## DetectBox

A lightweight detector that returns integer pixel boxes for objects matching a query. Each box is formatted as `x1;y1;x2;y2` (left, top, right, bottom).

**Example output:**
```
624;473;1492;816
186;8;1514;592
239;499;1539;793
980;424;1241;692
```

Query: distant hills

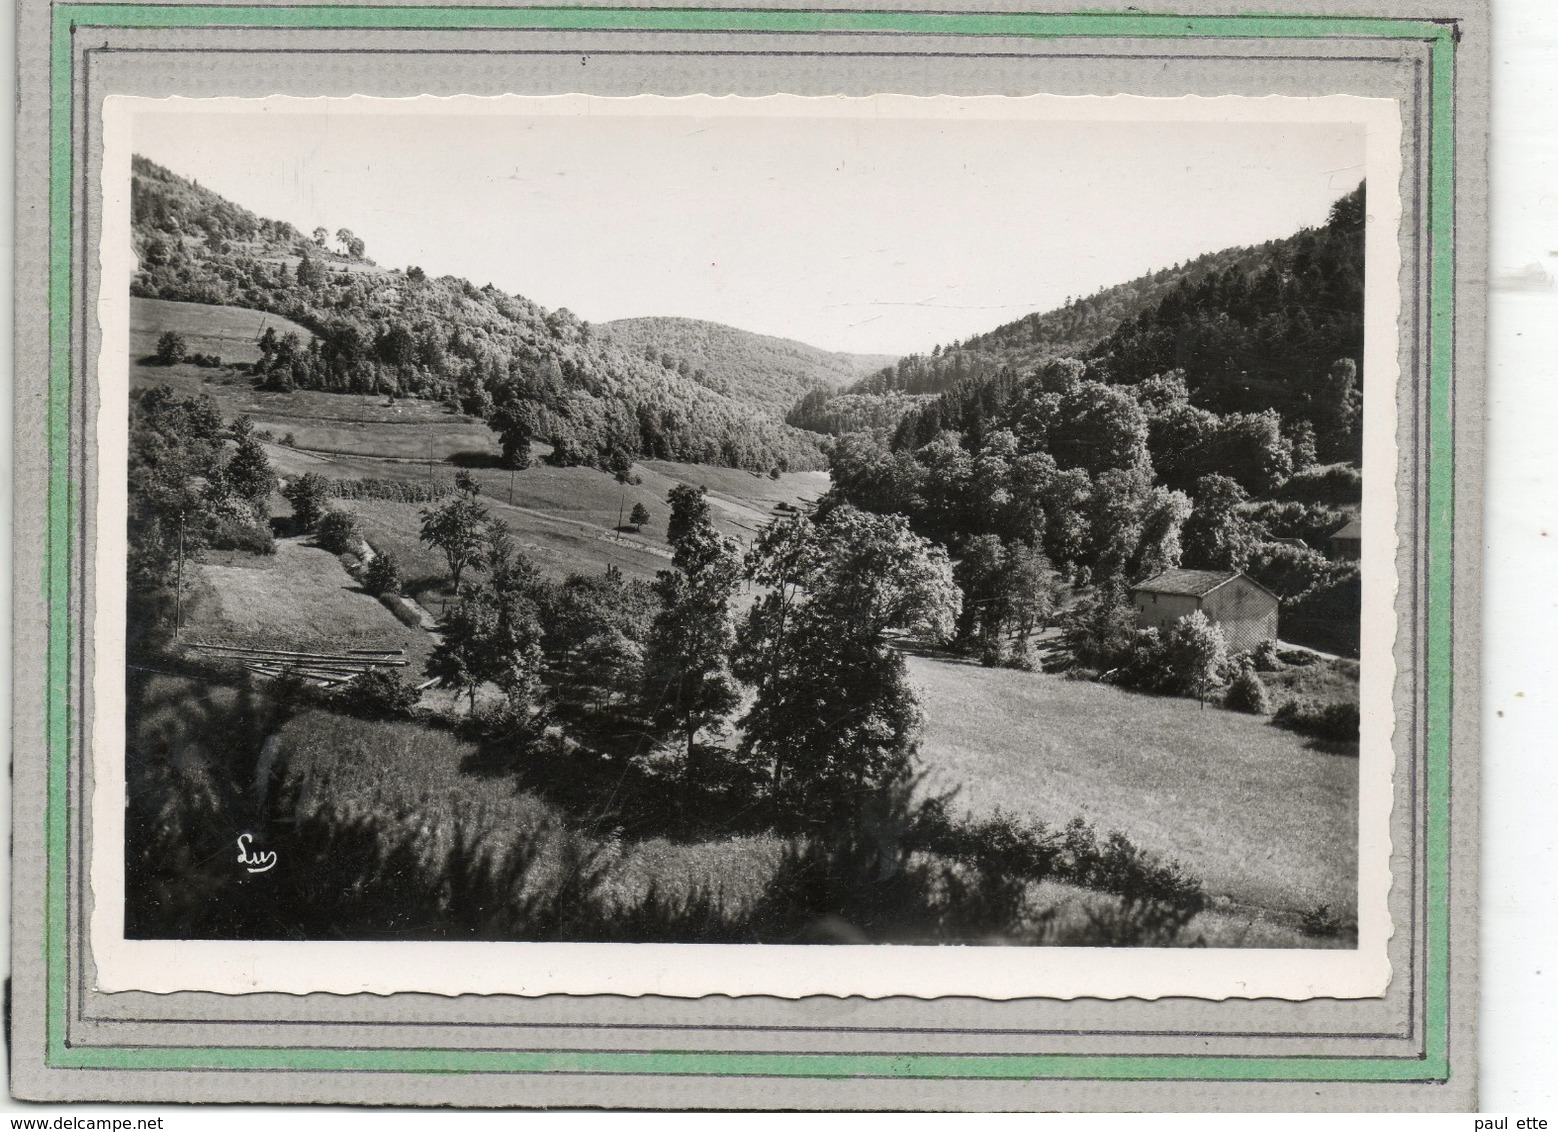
128;156;843;473
128;153;1363;480
789;186;1364;438
601;317;891;420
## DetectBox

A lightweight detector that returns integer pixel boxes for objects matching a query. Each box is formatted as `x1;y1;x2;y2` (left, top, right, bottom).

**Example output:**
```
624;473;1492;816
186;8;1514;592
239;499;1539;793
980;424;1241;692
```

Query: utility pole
509;464;515;506
174;514;185;640
617;485;626;538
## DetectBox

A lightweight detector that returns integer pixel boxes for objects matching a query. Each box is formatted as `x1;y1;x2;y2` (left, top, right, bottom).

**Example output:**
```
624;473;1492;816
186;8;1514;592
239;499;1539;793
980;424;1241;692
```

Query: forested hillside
816;184;1367;657
601;317;892;419
787;186;1364;440
129;156;826;472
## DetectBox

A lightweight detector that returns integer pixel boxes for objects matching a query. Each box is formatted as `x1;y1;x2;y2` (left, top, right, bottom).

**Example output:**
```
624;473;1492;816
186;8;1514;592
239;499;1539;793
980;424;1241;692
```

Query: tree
294;251;320;288
628;502;651;531
953;538;1015;669
1127;487;1192;582
419;492;490;591
426;567;545;718
1213;410;1294;496
336;228;366;260
362;549;402;596
155;330;188;365
427;587;499;715
126;387;227;645
487;402;534;469
1313;357;1363;462
311;226;328;248
540;568;657;708
283;472;330;531
1181;474;1260;571
225;430;275;514
642;493;744;781
1164;610;1228;707
735;506;960;820
1061;581;1137;672
665;483;712;547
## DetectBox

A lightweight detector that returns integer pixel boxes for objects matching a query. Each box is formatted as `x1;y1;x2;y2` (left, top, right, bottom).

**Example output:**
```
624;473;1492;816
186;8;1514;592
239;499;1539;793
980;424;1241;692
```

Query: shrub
155;330;188;365
1118;613;1229;700
1272;696;1360;743
910;802;1064;884
1058;818;1205;916
1249;638;1282;672
1277;462;1362;505
282;432;297;448
362;550;403;597
1115;628;1171;692
1224;666;1271;714
204;514;275;556
334;668;420;719
316;508;361;555
326;477;449;504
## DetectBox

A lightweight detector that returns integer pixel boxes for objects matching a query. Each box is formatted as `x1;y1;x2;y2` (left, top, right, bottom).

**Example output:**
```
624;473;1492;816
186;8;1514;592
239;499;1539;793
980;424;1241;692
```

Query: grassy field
131;296;314;370
277;709;789;919
273;707;1316;945
907;653;1358;923
184;536;434;669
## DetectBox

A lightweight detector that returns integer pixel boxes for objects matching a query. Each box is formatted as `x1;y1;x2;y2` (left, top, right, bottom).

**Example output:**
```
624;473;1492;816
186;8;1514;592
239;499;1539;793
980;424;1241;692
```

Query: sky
129;97;1366;357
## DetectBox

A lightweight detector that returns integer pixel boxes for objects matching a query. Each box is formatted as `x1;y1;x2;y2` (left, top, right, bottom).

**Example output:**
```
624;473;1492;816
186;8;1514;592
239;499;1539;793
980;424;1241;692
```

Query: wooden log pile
189;642;408;687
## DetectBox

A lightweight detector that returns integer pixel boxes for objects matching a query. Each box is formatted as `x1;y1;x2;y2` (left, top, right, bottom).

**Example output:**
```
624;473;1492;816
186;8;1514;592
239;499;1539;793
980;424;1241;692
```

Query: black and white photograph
97;93;1399;998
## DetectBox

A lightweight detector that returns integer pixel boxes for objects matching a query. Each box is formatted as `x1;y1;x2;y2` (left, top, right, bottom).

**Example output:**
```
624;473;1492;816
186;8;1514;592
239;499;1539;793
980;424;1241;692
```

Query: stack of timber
188;642;408;687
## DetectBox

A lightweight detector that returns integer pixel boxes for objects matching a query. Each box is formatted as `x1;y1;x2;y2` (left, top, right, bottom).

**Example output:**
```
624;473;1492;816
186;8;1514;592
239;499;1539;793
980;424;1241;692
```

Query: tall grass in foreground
126;676;1210;946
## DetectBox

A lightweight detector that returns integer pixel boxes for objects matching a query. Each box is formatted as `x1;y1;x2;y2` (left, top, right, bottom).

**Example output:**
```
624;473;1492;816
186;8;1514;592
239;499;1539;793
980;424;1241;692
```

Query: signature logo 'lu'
236;834;277;874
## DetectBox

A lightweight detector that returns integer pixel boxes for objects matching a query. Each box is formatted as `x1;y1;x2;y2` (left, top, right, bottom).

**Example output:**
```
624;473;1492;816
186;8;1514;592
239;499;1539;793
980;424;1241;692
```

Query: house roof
1330;518;1363;540
1130;568;1243;598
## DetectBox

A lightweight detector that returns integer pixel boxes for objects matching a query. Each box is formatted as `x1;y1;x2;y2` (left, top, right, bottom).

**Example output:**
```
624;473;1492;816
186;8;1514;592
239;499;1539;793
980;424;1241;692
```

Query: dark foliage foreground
125;676;1207;947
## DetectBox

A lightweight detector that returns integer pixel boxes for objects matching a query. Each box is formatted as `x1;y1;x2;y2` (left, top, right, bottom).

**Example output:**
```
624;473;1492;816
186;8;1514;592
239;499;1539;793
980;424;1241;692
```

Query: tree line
387;476;959;825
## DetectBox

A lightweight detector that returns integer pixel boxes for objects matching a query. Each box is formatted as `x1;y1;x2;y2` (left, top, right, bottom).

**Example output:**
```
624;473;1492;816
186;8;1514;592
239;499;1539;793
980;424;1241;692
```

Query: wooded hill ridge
128;156;831;473
600;317;893;420
788;184;1365;439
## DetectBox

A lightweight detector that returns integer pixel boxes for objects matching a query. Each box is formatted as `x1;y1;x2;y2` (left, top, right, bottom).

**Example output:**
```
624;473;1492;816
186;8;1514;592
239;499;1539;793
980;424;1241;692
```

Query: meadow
126;675;1323;947
907;655;1358;922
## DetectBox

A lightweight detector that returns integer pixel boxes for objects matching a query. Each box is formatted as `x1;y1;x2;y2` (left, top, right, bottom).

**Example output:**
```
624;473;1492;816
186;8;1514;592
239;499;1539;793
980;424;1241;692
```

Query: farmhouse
1328;518;1363;561
1130;568;1279;653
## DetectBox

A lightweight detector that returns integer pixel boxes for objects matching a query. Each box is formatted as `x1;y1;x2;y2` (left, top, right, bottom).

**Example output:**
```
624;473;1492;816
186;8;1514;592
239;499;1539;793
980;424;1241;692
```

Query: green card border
43;4;1459;1084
